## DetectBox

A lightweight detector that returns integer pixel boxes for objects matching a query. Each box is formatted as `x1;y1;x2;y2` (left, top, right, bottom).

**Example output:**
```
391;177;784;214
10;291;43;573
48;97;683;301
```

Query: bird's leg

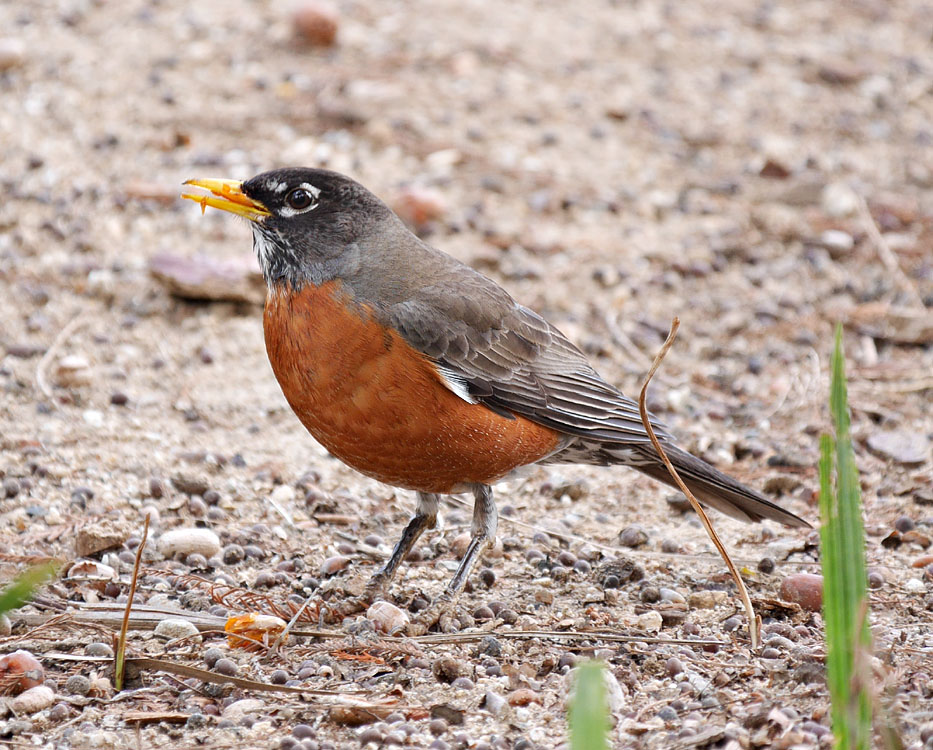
406;483;496;635
323;492;438;621
365;491;439;598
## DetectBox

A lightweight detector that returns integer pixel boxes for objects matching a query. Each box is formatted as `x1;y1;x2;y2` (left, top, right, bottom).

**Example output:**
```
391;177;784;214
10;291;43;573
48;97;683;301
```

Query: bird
182;167;809;632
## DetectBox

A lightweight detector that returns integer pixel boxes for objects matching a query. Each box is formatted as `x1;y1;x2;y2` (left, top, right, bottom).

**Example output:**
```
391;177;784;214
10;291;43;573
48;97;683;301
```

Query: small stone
320;555;351;576
85;642;113;657
665;657;684;677
618;524;648;548
0;651;45;692
3;477;21;498
821;182;860;218
158;528;221;559
688;590;728;609
171;474;211;495
154;618;201;642
222;698;264;723
904;578;926;594
0;38;27;70
75;519;130;557
867;431;930;465
9;685;55;714
110;391;129;406
779;573;824;611
392;186;447;230
637;610;663;633
507;688;540;706
222;544;245;564
203;648;224;668
819;229;854;255
895;516;916;533
293;1;339;46
55;355;92;387
757;557;776;574
292;724;315;739
451;676;474;690
214;658;238;676
150;253;264;305
433;656;468;683
367;600;409;634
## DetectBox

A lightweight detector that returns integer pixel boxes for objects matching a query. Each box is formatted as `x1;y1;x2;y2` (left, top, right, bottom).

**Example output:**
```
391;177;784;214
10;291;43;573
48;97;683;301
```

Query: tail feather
633;444;811;528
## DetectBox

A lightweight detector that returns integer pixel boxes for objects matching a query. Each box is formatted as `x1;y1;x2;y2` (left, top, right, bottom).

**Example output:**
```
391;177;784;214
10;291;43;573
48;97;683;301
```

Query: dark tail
634;444;811;528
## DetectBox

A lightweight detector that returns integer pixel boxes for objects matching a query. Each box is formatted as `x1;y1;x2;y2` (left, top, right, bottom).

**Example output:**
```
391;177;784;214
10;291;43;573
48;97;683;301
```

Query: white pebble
637;610;663;633
9;685;55;714
157;528;221;558
154;618;201;642
222;698;266;722
904;578;926;594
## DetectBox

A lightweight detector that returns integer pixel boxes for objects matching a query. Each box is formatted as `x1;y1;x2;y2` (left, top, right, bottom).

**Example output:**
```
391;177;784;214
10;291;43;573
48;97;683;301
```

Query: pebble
0;651;45;692
158;528;221;559
222;544;246;564
821;181;860;217
367;601;409;633
154;618;201;642
757;557;776;574
904;578;926;594
222;698;264;723
637;610;663;633
293;724;315;739
618;524;648;548
320;555;351;576
3;477;21;498
819;229;854;255
688;590;728;609
203;648;224;668
293;1;339;46
779;573;824;611
85;642;113;657
0;37;26;70
867;431;930;465
9;685;55;714
433;656;469;683
55;354;92;387
483;691;507;716
171;474;211;495
392;186;448;229
478;568;496;587
214;658;238;676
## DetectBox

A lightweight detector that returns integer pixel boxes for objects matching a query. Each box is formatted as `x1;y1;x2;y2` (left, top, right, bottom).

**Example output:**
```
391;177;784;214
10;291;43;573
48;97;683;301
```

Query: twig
857;195;925;309
636;317;760;650
115;514;150;690
35;312;90;403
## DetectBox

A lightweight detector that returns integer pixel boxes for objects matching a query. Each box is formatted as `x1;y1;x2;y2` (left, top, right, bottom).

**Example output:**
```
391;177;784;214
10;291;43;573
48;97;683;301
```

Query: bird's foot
402;591;461;636
316;575;391;624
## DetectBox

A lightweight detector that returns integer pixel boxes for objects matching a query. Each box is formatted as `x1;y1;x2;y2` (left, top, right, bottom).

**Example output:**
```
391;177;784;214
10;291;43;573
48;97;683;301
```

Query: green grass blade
0;562;59;615
821;324;872;750
569;661;610;750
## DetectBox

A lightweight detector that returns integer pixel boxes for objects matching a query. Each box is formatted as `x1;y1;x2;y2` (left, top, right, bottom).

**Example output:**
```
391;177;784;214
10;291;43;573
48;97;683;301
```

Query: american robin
183;168;809;631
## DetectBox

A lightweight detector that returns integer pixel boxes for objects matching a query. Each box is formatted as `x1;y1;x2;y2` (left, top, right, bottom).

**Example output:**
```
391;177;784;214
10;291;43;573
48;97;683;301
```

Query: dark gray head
240;167;395;285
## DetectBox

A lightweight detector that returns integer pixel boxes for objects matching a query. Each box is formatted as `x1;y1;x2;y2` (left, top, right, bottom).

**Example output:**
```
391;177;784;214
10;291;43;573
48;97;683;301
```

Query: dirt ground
2;0;932;748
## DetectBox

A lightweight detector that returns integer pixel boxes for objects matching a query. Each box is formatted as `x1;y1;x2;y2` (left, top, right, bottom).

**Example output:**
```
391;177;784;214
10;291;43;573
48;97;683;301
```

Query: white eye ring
279;182;321;217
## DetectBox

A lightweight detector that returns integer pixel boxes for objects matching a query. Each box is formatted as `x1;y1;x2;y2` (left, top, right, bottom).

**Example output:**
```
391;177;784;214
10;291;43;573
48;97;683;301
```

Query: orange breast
263;282;562;493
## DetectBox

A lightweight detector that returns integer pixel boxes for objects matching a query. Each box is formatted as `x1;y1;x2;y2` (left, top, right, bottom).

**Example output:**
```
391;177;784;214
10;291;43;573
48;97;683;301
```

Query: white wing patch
436;365;477;404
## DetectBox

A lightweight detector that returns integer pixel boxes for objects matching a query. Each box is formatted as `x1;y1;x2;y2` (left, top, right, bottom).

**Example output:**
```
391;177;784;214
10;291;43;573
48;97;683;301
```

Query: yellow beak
181;178;271;221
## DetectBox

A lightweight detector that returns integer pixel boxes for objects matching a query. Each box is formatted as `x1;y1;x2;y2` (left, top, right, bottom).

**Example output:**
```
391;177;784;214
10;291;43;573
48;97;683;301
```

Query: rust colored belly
263;282;562;493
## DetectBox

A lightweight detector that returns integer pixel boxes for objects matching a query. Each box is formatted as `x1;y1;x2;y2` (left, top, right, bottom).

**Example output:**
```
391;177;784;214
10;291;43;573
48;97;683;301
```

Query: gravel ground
1;0;932;748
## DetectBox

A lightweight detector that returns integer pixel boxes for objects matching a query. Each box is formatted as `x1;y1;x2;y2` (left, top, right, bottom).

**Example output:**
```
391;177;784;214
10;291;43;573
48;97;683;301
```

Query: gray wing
382;270;672;445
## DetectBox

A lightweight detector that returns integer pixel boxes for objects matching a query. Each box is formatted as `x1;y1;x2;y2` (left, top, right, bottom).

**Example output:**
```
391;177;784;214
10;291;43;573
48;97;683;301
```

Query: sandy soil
1;0;932;748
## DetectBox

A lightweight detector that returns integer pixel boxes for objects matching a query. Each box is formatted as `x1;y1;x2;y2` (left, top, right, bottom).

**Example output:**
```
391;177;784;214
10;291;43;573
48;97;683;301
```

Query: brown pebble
319;555;351;576
618;524;648;548
392;186;447;229
779;573;824;612
293;2;339;46
367;600;409;634
433;656;468;683
506;688;541;706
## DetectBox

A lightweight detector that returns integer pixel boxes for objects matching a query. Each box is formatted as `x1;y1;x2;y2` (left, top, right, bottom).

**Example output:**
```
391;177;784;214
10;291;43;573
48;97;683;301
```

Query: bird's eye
285;188;316;211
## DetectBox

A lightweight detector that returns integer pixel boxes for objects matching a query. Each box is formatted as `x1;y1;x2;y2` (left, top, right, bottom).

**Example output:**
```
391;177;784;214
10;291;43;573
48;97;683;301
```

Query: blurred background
1;0;932;746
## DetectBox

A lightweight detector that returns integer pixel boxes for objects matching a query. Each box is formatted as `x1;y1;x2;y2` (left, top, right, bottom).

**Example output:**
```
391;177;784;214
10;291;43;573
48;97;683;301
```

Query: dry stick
35;312;90;403
115;514;150;691
857;194;925;309
636;317;761;651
